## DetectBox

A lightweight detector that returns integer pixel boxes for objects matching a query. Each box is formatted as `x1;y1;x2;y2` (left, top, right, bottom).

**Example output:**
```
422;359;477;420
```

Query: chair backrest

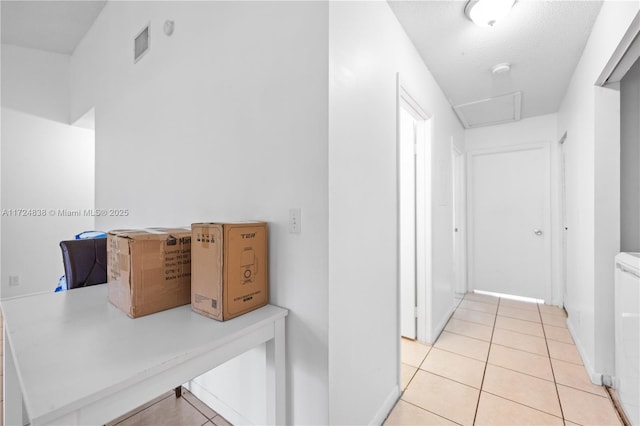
59;238;108;290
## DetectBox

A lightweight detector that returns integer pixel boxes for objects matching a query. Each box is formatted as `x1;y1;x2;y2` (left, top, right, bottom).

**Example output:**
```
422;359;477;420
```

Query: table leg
4;327;25;426
266;317;286;425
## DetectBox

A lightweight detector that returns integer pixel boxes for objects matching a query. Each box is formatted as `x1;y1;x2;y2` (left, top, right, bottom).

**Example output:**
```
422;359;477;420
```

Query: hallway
386;292;623;425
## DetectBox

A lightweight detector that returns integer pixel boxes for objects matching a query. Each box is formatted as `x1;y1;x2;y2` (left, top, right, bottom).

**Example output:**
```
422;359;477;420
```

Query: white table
1;285;287;426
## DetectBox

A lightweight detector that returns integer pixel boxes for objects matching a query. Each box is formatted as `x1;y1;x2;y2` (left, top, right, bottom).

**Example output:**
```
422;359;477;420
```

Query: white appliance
615;252;640;426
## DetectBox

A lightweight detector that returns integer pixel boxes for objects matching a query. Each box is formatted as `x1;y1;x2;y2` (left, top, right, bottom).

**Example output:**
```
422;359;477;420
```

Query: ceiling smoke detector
491;63;511;75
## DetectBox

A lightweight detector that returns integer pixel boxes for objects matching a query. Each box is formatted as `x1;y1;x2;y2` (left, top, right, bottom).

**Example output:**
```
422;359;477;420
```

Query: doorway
467;143;552;301
399;106;418;339
397;80;431;341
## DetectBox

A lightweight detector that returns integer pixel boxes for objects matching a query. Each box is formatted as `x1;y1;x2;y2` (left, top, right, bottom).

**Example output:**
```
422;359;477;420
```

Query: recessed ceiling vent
134;24;150;63
453;91;521;129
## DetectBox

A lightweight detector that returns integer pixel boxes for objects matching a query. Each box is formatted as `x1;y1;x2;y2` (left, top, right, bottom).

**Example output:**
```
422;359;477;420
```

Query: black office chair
59;238;182;398
60;238;108;289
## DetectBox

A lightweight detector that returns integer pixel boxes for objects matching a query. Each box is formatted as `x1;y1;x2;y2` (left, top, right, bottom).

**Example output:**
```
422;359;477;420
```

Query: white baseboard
429;305;456;345
184;380;253;425
566;318;602;385
369;385;400;426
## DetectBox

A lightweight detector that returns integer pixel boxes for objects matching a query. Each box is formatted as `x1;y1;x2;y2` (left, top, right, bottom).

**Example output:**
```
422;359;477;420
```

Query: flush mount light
465;0;516;27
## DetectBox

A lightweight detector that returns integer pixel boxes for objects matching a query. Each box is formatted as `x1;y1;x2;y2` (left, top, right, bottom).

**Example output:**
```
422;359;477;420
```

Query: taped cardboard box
108;228;192;318
191;222;268;321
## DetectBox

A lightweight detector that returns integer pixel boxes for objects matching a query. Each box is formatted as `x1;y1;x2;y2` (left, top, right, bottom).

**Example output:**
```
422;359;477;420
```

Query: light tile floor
386;292;625;426
105;388;231;426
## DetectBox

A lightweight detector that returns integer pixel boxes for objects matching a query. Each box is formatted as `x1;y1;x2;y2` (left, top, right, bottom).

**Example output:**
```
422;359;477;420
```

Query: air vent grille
134;25;150;63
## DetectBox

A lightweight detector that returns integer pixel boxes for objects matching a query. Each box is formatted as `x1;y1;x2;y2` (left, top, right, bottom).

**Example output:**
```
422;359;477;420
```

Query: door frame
395;73;432;348
451;142;467;295
558;132;568;305
466;142;553;302
398;104;419;339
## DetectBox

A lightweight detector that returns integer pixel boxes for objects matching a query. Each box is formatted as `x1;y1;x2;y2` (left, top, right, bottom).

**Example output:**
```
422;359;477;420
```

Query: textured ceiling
1;0;106;55
388;0;603;123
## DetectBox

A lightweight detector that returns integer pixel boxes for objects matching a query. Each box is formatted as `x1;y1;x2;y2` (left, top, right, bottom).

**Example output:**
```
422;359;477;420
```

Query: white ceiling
1;0;603;127
1;0;106;55
388;0;603;125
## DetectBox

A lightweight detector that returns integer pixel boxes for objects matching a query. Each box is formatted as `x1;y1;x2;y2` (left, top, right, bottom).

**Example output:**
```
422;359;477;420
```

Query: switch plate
9;275;19;286
289;208;301;234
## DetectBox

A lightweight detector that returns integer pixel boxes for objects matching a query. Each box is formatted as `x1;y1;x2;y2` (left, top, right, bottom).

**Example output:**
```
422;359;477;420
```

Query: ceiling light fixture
464;0;516;27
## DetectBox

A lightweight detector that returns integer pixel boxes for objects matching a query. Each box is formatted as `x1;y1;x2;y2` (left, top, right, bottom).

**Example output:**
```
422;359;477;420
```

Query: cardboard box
107;228;192;318
191;222;268;321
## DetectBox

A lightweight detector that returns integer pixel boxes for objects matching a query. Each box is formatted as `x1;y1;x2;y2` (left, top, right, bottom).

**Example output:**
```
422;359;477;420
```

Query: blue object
55;275;67;292
75;230;107;240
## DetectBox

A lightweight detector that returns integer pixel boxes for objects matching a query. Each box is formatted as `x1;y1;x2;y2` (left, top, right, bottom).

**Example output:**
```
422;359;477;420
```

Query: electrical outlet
289;208;301;234
9;275;19;286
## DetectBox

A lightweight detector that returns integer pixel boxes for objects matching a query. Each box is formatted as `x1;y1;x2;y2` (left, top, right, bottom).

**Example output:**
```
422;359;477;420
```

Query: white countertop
1;285;287;424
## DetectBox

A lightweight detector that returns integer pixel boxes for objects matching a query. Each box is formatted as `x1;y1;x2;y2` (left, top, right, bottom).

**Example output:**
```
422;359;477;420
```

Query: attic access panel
453;92;522;129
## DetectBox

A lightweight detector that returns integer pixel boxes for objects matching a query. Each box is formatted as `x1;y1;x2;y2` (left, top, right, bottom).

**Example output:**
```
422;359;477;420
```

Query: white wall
465;114;562;306
1;45;71;124
620;58;640;252
69;2;329;424
328;2;464;424
557;0;639;383
1;45;95;299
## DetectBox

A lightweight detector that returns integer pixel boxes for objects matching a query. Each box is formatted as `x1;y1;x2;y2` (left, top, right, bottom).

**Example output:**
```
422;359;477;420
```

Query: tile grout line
496;310;548;325
399;344;467;425
489;334;582;368
538;303;567;424
457;306;500;316
485;362;557;384
447;316;494;329
429;345;491;363
471;296;500;425
441;328;492;344
110;392;174;426
182;391;219;422
493;325;546;339
401;343;433;395
479;389;565;421
452;311;495;327
399;399;465;426
417;369;484;391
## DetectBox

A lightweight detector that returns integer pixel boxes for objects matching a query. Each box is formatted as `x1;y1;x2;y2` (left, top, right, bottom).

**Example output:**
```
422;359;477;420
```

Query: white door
468;144;552;301
400;106;417;339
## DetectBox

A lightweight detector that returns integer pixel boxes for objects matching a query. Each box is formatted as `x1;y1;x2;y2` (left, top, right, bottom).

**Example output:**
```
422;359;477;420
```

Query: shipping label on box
107;228;192;318
191;222;268;321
